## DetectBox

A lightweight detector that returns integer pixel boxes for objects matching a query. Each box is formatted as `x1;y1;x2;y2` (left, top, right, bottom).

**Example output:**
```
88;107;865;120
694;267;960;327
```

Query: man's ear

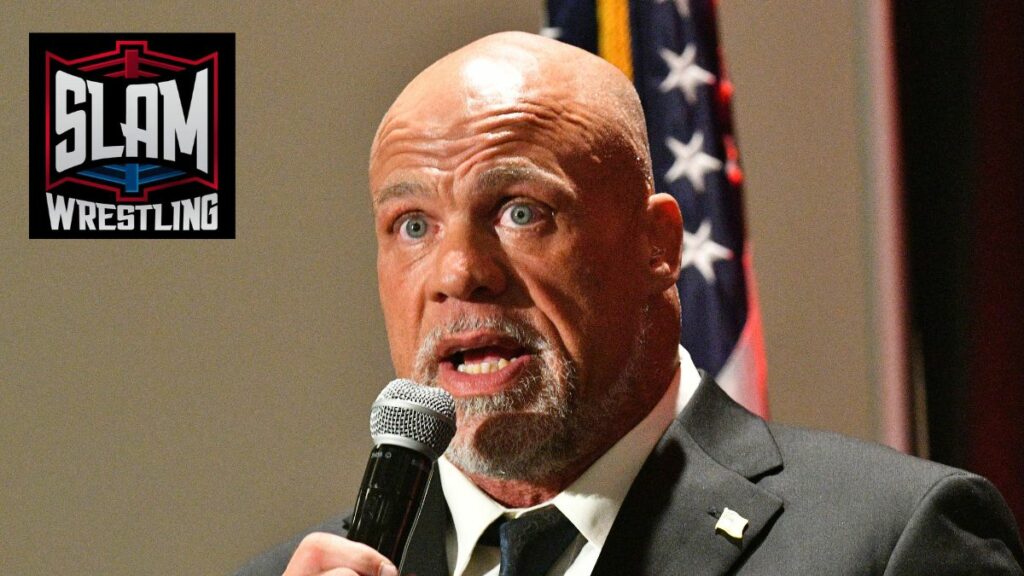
646;193;683;292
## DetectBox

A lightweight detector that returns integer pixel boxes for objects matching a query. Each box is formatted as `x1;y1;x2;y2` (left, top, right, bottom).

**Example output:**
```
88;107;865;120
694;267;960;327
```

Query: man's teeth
456;357;513;374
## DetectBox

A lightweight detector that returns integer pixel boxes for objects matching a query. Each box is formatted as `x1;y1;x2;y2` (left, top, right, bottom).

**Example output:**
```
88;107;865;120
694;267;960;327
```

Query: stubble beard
412;308;649;483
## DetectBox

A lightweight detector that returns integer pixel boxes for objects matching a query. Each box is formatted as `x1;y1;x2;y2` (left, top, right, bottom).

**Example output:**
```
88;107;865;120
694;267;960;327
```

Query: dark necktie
479;506;580;576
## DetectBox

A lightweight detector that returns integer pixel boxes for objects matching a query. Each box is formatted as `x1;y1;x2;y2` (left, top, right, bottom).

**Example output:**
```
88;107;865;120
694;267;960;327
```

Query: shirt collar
439;345;701;574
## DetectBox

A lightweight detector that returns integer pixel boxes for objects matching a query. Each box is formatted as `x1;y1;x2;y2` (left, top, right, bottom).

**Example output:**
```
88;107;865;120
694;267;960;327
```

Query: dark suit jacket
235;375;1024;575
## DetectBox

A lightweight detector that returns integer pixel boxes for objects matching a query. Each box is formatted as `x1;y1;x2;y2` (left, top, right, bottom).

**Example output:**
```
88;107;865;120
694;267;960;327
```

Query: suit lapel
592;374;785;576
399;467;449;576
402;375;785;576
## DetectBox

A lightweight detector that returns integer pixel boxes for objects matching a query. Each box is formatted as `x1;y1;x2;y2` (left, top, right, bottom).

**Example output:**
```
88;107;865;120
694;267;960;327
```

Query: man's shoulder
769;422;956;480
764;421;979;504
684;373;971;503
232;514;349;576
740;422;1024;572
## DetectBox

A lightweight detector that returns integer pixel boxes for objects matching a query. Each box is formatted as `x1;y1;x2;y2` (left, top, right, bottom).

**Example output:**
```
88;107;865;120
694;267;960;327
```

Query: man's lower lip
438;355;532;398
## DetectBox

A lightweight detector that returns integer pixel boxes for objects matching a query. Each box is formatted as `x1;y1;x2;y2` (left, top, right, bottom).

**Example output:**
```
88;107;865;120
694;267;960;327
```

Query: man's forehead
458;56;531;112
375;33;607;137
369;32;652;209
381;54;556;134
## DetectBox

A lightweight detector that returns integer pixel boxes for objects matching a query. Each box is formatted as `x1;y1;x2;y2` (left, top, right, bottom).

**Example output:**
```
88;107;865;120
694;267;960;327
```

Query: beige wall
1;2;878;574
718;1;881;441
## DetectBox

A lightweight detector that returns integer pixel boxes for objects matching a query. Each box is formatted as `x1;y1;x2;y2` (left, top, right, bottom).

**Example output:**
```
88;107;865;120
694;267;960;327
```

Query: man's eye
500;202;539;227
398;214;429;240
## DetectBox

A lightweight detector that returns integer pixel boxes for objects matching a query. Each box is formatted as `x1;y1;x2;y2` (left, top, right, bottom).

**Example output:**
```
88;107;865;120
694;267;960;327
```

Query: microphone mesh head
369;379;456;459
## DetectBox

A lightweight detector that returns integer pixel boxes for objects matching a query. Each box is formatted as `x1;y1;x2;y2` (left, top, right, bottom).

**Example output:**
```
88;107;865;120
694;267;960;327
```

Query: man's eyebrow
372;167;574;213
372;181;430;213
476;165;574;198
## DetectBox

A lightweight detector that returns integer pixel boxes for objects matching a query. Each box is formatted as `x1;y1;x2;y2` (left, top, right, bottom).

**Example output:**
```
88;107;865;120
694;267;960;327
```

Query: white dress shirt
438;345;702;576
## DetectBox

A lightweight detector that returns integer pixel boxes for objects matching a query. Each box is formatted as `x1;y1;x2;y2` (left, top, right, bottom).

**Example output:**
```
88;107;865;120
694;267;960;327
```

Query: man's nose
430;223;507;302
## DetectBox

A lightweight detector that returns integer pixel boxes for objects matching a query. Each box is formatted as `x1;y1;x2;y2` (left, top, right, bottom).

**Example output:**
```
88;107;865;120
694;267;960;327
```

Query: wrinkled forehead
369;33;652;201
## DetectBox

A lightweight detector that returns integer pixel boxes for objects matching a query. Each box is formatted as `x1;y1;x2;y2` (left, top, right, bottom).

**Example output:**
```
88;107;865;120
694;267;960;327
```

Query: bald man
236;32;1023;576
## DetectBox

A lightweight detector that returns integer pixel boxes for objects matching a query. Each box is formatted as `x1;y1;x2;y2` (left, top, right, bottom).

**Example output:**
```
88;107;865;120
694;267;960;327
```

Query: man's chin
443;411;577;481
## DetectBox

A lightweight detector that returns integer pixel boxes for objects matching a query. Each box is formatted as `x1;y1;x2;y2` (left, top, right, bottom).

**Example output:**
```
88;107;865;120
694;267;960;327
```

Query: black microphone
347;379;456;566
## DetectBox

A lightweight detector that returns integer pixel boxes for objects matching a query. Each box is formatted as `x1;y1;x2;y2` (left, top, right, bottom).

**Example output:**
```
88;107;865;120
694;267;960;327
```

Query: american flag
545;0;769;416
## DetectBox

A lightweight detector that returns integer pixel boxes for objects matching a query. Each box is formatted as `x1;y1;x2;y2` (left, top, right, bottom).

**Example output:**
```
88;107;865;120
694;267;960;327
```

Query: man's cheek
381;311;416;376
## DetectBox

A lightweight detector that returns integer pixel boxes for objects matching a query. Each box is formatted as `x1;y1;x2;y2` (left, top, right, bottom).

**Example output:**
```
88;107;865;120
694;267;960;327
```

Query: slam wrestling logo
29;34;235;238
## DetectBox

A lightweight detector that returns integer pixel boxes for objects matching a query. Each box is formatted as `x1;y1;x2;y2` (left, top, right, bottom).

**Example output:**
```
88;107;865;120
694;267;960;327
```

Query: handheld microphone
347;379;456;566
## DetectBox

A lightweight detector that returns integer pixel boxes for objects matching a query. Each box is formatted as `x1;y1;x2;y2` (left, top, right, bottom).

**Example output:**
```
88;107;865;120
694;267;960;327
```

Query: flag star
540;26;562;39
656;0;691;18
658;44;715;103
664;132;723;192
682;220;734;283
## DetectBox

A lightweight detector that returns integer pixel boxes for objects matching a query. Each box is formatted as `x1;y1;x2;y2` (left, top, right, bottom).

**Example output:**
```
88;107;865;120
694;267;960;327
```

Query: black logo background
29;33;235;239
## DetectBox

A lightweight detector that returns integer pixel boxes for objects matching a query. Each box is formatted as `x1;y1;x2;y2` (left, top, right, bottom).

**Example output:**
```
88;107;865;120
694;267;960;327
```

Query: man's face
370;55;654;480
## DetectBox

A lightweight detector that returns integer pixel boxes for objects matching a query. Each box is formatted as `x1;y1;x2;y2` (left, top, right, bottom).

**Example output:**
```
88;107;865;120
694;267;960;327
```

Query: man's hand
281;532;398;576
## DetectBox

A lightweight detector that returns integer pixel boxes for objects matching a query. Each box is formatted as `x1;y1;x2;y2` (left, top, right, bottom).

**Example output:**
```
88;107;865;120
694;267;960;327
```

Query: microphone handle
347;444;434;565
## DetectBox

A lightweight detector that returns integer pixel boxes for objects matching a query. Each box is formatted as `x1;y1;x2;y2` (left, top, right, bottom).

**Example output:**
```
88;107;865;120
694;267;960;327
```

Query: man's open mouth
448;344;526;374
429;329;541;397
